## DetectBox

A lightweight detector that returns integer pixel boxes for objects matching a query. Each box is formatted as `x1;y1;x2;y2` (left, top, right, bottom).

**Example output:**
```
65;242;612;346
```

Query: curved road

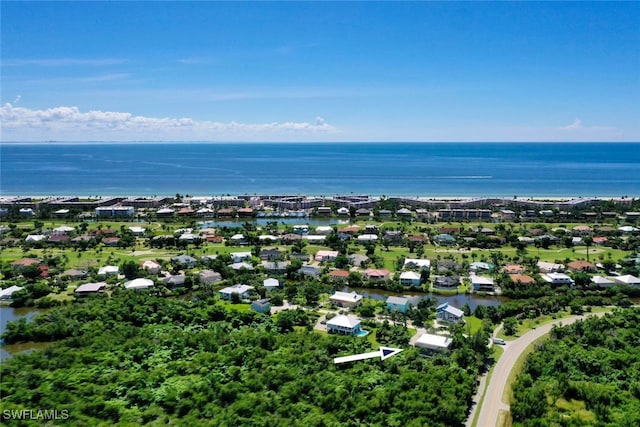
474;312;607;427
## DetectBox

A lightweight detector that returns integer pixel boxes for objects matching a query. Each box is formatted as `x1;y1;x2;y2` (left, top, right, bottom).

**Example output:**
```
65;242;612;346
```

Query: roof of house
252;298;270;307
0;285;24;298
263;278;280;287
97;265;119;275
399;271;421;280
567;260;596;270
364;268;390;277
469;275;494;285
386;296;410;306
510;274;536;284
440;304;464;317
330;291;363;303
125;278;155;290
404;258;431;269
229;262;255;270
415;333;453;349
327;314;361;329
591;276;616;285
220;284;254;294
75;282;106;293
330;270;350;278
614;275;640;285
12;258;41;267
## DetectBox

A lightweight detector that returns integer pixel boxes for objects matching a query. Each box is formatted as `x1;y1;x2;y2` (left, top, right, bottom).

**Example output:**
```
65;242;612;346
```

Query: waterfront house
0;285;24;301
337;207;350;216
329;291;363;309
436;303;464;323
399;271;421;286
251;299;271;314
364;268;391;283
433;275;460;290
219;284;254;300
436;260;461;273
414;333;453;353
470;275;495;292
315;226;334;235
434;234;456;245
329;270;350;283
326;315;362;336
386;296;411;313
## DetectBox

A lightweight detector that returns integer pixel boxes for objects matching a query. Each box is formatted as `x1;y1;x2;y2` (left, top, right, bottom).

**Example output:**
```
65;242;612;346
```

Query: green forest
511;308;640;426
1;291;490;426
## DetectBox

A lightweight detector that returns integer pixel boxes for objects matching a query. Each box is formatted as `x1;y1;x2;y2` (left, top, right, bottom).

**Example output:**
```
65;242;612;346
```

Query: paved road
474;313;606;427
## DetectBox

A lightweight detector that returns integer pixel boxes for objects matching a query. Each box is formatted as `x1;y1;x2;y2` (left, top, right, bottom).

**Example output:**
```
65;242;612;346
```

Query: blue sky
1;1;639;142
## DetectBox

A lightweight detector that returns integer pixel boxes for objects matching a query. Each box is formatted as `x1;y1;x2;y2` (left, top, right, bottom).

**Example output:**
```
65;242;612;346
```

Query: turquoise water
2;142;638;196
356;330;370;337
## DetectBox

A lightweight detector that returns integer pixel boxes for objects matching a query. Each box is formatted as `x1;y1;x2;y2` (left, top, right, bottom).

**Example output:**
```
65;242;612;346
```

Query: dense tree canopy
1;292;481;426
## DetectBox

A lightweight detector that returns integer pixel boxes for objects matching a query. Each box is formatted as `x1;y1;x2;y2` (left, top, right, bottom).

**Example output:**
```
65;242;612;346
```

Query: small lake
0;306;49;362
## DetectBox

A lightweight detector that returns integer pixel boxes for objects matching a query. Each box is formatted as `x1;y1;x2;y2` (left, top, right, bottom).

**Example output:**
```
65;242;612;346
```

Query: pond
0;305;49;362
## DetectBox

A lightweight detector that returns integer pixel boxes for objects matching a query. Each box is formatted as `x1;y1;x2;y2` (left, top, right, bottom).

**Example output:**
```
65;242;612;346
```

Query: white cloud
557;118;620;139
0;103;337;142
561;118;583;130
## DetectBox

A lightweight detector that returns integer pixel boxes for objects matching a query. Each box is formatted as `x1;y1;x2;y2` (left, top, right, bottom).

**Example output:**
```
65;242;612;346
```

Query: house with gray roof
386;296;411;313
436;302;464;323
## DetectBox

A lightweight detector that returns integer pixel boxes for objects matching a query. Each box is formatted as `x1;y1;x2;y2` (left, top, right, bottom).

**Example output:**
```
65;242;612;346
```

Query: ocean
1;142;638;197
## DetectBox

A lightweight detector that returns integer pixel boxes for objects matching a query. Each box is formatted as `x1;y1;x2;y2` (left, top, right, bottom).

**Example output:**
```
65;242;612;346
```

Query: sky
1;1;639;142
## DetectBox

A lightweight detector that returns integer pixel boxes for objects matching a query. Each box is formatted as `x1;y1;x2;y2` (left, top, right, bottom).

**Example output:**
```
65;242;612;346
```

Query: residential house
329;270;350;283
337;207;350;216
142;260;162;275
470;275;495;292
433;234;456;245
97;265;119;276
502;264;526;274
470;262;494;272
510;274;536;285
542;272;574;286
62;269;89;280
251;299;271;314
403;258;431;271
613;275;640;287
0;285;24;301
259;249;283;261
315;226;334;235
364;268;391;283
567;260;597;273
228;262;255;271
297;265;321;278
74;283;107;296
386;296;411;313
315;250;339;262
326;315;362;335
433;275;460;290
303;235;326;244
171;254;198;268
348;254;369;267
437;260;461;273
414;333;453;353
124;278;155;291
231;251;252;263
95;206;135;218
537;261;565;273
263;278;280;292
219;284;254;300
263;261;288;274
199;269;222;285
396;208;412;218
383;230;403;245
591;276;616;288
12;258;41;271
436;302;464;323
399;271;421;286
329;291;363;309
357;234;378;243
